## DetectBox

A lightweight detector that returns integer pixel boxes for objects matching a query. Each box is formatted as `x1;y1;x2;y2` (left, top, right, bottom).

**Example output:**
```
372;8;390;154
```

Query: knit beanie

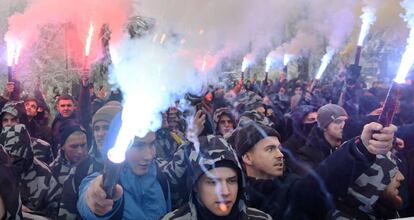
92;101;122;126
317;104;348;129
59;119;86;146
228;123;281;157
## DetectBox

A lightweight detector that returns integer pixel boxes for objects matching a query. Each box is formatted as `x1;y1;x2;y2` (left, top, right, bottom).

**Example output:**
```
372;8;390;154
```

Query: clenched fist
361;122;397;155
86;175;123;216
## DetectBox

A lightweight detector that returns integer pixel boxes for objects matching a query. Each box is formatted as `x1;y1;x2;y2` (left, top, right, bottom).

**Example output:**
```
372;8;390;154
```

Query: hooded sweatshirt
161;135;272;220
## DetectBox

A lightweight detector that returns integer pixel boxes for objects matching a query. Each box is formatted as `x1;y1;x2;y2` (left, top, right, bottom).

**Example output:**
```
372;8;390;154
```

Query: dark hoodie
294;126;337;174
283;105;317;156
161;135;272;220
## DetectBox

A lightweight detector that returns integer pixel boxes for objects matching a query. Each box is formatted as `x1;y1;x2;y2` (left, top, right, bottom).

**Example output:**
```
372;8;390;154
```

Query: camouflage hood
235;91;263;114
0;124;34;173
339;152;399;216
237;110;274;128
187;135;244;187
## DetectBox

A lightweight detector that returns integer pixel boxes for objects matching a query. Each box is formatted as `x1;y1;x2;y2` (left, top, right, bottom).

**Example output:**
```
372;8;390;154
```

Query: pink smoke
5;0;132;65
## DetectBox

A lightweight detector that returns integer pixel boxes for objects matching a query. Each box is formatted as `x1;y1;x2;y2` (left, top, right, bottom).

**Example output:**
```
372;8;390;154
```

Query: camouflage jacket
155;128;185;161
31;138;53;165
0;124;61;219
20;158;61;219
161;198;272;220
57;156;103;220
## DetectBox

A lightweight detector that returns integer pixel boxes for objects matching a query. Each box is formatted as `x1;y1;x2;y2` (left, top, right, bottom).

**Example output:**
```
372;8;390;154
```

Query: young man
228;121;397;219
51;95;77;157
1;103;53;164
161;135;272;220
50;119;89;185
89;101;122;162
50;119;103;219
1;104;19;128
21;97;52;144
296;104;349;171
213;107;235;138
77;112;188;219
283;105;318;155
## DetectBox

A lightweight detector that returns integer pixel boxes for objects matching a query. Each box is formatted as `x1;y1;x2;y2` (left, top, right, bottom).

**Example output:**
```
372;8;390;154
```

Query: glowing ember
219;203;228;212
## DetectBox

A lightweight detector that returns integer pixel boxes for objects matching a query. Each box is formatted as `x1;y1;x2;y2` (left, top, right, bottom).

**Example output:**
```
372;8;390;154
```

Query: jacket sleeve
77;84;92;131
157;142;190;185
77;172;122;220
289;137;376;218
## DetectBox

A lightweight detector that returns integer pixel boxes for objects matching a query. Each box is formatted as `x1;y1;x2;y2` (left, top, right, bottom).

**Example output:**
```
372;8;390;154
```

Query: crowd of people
0;68;413;220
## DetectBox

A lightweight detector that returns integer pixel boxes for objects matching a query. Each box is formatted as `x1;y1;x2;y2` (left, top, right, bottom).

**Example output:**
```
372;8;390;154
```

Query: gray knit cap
317;104;348;128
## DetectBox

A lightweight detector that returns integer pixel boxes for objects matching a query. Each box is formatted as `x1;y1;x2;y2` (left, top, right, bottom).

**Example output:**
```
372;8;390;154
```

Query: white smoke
394;0;414;84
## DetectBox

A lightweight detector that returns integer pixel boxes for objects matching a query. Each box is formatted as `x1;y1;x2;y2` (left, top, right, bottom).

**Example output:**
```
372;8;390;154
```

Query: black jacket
246;137;376;219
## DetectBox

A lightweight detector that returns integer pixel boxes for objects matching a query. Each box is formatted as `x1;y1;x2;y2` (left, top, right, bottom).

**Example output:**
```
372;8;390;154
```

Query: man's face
243;136;284;179
294;87;303;96
62;131;88;165
57;99;75;118
256;105;266;114
382;170;405;208
2;113;18;128
325;116;348;141
93;120;110;152
303;112;317;124
24;101;38;118
196;167;238;216
218;115;234;137
126;134;156;176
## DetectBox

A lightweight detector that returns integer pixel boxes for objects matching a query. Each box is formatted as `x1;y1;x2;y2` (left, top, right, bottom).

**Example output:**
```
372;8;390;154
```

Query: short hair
57;94;74;104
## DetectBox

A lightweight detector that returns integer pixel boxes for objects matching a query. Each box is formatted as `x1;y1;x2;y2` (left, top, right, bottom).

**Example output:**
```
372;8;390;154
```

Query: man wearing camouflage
0;124;61;219
161;135;272;220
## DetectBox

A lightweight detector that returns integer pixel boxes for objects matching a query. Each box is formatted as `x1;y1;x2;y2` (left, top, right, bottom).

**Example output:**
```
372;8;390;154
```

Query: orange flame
85;22;94;56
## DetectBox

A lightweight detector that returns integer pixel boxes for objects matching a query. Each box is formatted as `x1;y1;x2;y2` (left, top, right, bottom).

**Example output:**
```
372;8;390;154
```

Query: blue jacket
77;161;171;220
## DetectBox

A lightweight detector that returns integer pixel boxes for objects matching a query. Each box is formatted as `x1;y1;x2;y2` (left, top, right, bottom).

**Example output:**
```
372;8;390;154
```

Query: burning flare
241;54;254;72
283;54;293;66
85;22;94;56
265;55;274;72
357;7;376;46
6;40;22;66
315;48;335;80
394;0;414;84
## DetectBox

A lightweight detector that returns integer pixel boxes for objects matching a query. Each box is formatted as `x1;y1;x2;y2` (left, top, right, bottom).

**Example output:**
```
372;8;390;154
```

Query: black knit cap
228;123;281;157
59;119;86;146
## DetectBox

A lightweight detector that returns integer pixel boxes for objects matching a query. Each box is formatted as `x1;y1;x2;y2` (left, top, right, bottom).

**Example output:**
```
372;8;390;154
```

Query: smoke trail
315;48;335;80
107;33;204;161
394;0;414;84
